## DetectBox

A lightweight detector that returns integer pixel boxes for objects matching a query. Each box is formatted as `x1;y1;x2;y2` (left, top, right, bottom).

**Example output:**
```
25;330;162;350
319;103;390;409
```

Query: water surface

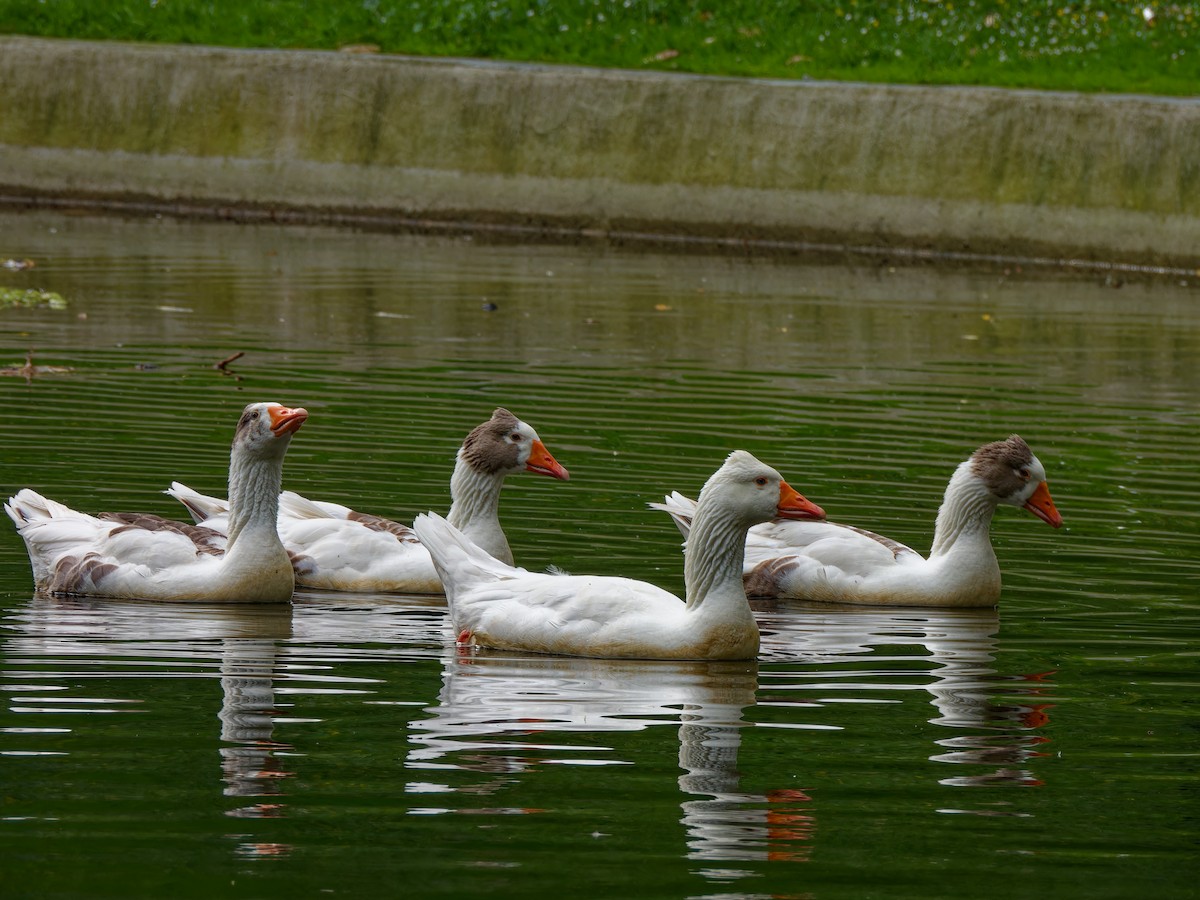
1;210;1197;898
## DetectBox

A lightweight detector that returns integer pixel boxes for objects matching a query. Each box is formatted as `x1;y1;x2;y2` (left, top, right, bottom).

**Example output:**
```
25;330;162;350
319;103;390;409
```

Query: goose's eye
1017;467;1030;480
250;411;260;420
510;432;523;442
754;476;769;487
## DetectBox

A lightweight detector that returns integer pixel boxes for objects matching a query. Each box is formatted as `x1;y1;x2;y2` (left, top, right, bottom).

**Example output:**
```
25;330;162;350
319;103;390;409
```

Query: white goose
5;402;308;603
167;408;570;594
412;450;826;660
652;435;1062;608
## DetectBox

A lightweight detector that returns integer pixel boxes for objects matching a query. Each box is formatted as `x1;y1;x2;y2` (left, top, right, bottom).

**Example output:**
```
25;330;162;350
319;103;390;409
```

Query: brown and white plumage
413;450;827;660
5;402;308;603
652;436;1063;608
168;408;570;594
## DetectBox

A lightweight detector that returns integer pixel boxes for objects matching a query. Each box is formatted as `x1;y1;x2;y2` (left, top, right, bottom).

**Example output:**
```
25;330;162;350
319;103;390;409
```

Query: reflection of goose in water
675;684;818;868
218;637;292;814
1;598;336;856
757;602;1056;791
5;593;295;646
288;593;449;660
407;653;822;866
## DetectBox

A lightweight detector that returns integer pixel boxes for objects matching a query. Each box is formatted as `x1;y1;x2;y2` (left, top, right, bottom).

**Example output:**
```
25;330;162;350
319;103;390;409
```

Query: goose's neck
928;461;999;558
225;451;284;550
683;501;752;611
446;454;508;556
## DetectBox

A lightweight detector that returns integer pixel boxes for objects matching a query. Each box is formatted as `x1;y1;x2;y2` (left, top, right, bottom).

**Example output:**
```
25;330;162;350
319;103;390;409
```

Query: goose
651;435;1062;608
167;408;570;594
411;450;826;660
4;402;308;603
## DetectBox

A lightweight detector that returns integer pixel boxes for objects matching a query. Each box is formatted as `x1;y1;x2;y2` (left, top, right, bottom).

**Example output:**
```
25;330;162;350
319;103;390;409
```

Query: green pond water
0;210;1197;899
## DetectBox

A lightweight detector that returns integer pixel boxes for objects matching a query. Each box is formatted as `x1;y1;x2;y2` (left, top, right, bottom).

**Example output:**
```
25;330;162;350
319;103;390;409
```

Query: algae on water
0;287;68;309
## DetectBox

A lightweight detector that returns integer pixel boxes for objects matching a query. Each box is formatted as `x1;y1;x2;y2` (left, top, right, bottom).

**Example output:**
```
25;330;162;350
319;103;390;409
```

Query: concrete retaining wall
1;36;1197;269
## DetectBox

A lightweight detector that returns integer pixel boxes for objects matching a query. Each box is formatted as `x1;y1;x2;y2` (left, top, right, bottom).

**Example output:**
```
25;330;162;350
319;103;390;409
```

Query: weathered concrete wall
1;36;1197;268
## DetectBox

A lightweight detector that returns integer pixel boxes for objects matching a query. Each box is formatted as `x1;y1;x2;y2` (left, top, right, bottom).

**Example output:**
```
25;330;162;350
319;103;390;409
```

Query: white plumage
5;402;308;603
652;435;1062;608
168;408;569;593
413;450;826;660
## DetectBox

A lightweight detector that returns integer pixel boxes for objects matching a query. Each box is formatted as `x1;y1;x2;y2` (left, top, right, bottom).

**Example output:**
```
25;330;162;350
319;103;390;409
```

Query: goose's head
460;408;570;481
970;435;1062;527
233;402;309;459
701;450;826;525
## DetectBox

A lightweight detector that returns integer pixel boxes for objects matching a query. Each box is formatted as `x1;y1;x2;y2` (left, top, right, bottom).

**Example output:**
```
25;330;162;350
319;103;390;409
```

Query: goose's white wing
168;484;439;592
413;512;692;658
6;489;227;595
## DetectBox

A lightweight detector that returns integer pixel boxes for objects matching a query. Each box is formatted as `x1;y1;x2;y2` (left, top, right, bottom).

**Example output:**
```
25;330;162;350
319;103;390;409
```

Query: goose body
168;408;569;593
413;450;826;660
652;435;1062;608
5;403;307;603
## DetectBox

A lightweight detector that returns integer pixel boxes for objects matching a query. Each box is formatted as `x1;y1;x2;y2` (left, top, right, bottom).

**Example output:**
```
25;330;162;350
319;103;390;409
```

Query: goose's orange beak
526;439;570;481
777;480;826;521
268;405;309;437
1023;480;1062;528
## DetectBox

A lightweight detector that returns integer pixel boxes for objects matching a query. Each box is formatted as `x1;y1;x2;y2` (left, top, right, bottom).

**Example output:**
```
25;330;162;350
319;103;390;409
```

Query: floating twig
0;349;74;382
214;351;245;373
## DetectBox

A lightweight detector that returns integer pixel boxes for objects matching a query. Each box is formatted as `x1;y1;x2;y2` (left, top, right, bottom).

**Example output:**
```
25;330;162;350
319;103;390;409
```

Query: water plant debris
0;288;67;309
0;349;74;380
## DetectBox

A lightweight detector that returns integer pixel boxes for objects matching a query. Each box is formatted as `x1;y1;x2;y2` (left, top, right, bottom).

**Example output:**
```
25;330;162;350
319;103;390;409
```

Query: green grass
1;0;1197;95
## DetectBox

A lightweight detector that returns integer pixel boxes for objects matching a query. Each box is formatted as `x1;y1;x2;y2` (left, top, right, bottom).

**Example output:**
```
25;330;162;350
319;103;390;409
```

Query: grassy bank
0;0;1196;95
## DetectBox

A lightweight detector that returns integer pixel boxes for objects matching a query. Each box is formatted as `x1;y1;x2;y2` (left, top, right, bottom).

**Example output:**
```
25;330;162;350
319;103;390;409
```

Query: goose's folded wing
743;521;925;599
280;491;352;520
99;511;227;556
270;514;440;592
13;504;222;583
455;573;685;653
746;520;920;572
280;491;416;539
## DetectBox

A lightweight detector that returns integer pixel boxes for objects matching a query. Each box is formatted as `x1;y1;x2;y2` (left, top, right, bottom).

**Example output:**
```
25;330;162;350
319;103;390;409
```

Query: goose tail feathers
412;512;515;597
165;482;227;524
647;490;697;539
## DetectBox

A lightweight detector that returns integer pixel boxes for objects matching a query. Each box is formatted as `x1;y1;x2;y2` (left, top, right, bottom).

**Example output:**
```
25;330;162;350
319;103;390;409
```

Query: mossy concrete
1;36;1197;268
